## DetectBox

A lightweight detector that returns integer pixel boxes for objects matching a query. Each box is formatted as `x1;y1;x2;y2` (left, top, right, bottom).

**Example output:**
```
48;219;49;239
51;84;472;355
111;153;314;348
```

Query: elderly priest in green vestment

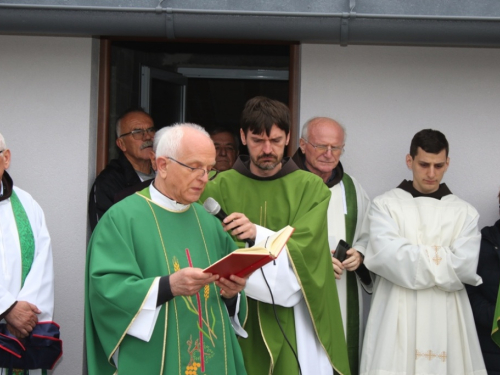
201;97;351;375
85;124;248;375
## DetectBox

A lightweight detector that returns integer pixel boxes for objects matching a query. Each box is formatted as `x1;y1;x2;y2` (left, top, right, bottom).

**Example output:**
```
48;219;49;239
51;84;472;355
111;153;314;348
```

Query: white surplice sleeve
365;193;482;292
15;188;54;321
126;278;161;342
351;178;372;291
352;180;370;254
244;225;303;307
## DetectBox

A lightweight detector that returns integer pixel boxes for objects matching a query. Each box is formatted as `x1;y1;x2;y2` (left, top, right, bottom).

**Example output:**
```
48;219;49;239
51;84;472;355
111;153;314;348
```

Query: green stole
341;174;359;375
10;190;35;287
9;190;39;375
492;283;500;347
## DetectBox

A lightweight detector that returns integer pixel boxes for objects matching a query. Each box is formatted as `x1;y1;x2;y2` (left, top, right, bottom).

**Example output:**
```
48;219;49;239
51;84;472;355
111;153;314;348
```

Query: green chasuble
200;157;351;375
85;187;247;375
492;284;500;347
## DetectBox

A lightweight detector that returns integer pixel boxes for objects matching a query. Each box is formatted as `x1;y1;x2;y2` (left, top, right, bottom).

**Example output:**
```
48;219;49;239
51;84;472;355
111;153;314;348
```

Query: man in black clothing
88;109;156;231
466;189;500;375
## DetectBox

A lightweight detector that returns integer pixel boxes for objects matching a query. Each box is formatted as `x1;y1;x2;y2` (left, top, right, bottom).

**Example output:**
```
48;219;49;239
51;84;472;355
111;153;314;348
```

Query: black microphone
203;197;255;247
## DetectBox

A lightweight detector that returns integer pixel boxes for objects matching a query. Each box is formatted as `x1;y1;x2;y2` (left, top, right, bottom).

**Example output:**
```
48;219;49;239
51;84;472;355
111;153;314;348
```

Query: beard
251;153;281;171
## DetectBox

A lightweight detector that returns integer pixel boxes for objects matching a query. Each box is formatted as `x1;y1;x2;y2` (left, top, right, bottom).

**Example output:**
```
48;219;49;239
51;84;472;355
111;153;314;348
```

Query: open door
141;66;187;127
95;40;298;174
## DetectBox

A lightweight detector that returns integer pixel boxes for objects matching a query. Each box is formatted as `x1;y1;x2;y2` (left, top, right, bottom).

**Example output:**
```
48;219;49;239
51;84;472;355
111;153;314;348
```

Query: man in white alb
0;132;55;375
360;129;486;375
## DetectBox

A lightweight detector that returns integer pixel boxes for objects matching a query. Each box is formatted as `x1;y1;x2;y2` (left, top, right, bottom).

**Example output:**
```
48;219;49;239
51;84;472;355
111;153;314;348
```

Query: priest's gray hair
0;133;6;150
301;117;347;142
155;123;211;158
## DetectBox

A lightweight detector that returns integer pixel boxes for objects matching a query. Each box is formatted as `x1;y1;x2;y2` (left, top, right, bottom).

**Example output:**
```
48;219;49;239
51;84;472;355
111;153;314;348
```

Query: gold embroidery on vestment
415;349;446;362
431;245;442;265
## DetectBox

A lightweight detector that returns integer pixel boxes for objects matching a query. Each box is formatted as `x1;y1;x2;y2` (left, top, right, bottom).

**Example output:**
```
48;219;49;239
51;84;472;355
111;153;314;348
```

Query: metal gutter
1;3;500;21
0;2;499;46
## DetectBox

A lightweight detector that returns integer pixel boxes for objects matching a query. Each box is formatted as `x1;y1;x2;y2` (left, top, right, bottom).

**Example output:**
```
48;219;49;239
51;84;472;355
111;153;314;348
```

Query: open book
204;225;295;279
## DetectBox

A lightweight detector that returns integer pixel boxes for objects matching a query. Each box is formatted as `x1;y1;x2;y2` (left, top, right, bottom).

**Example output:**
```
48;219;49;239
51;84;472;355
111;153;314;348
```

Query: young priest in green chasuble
201;97;350;375
85;124;248;375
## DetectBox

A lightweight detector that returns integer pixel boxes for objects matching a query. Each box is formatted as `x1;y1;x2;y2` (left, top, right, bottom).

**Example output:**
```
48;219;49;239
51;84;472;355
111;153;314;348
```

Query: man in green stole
201;97;351;375
0;133;56;375
292;118;372;375
85;124;248;375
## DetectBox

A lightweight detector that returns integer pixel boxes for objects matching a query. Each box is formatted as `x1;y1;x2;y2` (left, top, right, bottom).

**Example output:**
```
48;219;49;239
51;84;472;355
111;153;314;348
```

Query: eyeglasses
302;138;344;154
168;157;219;180
119;127;156;140
0;150;4;154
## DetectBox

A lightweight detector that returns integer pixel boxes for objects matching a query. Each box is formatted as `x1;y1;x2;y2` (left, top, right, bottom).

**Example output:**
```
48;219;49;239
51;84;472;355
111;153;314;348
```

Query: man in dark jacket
467;189;500;375
88;109;156;231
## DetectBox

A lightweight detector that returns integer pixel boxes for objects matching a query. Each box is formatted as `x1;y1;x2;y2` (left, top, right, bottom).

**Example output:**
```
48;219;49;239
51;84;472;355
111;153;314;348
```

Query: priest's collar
232;155;300;181
150;182;189;212
0;171;13;202
397;180;452;200
291;148;344;188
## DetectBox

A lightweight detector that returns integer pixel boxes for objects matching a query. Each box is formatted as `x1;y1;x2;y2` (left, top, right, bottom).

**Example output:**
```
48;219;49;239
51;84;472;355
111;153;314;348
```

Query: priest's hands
331;248;364;279
215;274;247;299
170;268;219;297
169;268;246;299
4;301;40;339
222;212;257;244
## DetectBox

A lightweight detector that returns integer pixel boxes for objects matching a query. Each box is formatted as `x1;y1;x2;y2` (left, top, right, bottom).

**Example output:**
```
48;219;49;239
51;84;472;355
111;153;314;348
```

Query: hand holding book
204;225;295;279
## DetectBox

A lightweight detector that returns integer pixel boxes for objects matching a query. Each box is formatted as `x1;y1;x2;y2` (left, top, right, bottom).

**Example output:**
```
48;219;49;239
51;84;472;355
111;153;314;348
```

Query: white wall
0;35;98;374
300;44;500;229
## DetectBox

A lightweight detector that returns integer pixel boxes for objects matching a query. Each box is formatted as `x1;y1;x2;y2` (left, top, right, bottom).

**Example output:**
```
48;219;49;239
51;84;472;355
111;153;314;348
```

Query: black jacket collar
481;219;500;248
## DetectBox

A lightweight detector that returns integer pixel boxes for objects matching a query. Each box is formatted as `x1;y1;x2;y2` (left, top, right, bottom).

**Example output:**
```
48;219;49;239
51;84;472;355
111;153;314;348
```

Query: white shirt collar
149;182;189;212
0;181;3;197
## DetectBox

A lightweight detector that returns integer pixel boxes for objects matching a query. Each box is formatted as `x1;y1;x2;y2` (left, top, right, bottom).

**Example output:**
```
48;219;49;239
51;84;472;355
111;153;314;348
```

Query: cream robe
0;185;54;375
327;177;371;351
361;188;486;375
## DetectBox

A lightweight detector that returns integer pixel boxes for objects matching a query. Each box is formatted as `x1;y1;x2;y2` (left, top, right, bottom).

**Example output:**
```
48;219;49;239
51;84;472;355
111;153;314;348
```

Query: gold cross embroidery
432;245;442;265
416;349;446;362
423;350;437;360
437;351;447;362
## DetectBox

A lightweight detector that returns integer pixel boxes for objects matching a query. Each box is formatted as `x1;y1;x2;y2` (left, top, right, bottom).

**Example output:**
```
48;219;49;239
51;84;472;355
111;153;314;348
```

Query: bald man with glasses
88;108;156;231
292;117;372;375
